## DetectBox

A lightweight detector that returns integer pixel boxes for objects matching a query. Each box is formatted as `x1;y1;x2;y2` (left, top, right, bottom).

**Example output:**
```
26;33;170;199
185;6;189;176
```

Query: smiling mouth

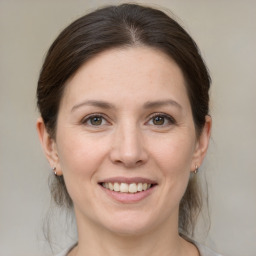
100;182;154;193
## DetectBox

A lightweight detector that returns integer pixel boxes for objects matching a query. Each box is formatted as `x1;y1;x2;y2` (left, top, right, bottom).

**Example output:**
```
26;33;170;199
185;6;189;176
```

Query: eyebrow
143;99;182;110
71;99;182;112
71;100;115;112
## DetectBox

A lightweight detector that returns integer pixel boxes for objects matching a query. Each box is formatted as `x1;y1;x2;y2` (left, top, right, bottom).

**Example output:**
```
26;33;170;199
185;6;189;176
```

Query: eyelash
81;113;176;127
81;113;109;126
146;113;176;126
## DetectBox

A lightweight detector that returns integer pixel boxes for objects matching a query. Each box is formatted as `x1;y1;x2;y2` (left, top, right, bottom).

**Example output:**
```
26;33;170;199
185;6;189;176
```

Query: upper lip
98;176;157;184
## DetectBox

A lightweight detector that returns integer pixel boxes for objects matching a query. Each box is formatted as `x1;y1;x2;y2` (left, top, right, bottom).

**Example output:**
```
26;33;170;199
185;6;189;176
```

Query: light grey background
0;0;255;255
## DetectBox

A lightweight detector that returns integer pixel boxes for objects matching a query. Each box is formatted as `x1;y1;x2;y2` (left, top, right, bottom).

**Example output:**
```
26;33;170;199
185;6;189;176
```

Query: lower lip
99;185;156;203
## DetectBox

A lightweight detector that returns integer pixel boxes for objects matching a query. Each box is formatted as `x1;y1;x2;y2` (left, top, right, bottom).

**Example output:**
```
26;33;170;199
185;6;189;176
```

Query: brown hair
37;3;211;237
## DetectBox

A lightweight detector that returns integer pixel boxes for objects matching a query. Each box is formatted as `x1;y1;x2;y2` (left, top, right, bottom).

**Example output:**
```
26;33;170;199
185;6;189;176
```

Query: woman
36;3;222;256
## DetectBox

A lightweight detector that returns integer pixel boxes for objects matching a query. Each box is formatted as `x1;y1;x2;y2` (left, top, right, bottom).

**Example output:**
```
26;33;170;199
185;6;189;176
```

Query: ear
191;115;212;172
36;117;62;176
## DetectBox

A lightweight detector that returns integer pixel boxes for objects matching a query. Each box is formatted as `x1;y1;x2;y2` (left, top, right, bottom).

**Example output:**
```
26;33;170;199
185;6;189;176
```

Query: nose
109;123;148;168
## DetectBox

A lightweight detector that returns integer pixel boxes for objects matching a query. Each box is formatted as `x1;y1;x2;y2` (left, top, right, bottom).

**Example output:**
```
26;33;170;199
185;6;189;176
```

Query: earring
52;167;57;175
194;165;199;174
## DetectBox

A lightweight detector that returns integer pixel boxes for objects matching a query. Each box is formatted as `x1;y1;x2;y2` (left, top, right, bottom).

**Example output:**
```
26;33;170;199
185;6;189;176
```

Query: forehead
61;46;190;110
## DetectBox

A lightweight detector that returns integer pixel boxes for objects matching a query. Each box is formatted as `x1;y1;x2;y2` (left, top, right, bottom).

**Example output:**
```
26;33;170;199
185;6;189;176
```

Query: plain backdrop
0;0;256;255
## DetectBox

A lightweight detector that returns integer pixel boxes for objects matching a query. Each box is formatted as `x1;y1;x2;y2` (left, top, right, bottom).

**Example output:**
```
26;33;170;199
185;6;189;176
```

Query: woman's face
40;46;210;236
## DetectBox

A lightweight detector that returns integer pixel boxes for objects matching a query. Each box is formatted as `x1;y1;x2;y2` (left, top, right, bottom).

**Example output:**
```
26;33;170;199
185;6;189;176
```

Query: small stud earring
194;165;199;174
52;167;57;175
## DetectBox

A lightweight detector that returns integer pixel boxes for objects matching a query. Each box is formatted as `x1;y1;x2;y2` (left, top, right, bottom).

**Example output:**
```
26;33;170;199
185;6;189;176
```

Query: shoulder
55;244;76;256
55;242;224;256
55;248;70;256
194;241;224;256
183;235;223;256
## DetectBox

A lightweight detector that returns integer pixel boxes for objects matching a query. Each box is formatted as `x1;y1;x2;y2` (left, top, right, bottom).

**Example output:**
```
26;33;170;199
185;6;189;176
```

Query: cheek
149;133;195;173
149;133;195;197
143;134;194;222
56;131;109;177
55;134;109;208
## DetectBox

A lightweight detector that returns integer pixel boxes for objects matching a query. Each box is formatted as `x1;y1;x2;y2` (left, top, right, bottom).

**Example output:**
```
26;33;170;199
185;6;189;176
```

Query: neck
70;210;195;256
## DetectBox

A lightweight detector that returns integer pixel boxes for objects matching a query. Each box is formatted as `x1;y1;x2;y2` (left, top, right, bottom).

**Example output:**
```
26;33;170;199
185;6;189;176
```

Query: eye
82;114;108;126
152;115;165;125
147;113;176;126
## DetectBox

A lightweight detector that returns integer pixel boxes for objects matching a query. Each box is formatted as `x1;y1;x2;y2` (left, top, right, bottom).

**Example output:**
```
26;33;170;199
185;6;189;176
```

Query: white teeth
128;183;137;193
114;182;120;192
120;183;129;192
102;182;153;193
142;183;148;191
109;183;114;191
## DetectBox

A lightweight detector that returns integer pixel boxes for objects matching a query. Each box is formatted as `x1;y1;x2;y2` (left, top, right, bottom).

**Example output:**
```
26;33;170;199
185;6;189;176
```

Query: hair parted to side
37;3;211;237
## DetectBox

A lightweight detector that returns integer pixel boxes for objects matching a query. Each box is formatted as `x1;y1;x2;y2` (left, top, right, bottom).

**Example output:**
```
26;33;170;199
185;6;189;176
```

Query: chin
98;211;158;236
106;223;152;237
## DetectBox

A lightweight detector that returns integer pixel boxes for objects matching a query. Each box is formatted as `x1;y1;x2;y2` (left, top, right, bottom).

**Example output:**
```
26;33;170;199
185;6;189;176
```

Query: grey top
55;242;223;256
194;242;223;256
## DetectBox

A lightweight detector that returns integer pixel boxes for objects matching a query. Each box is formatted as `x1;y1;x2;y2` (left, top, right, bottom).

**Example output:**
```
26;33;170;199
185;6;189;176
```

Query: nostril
109;135;148;167
135;159;144;166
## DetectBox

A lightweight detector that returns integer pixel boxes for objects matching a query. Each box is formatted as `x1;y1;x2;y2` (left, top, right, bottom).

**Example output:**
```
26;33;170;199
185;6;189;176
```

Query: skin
37;46;211;256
